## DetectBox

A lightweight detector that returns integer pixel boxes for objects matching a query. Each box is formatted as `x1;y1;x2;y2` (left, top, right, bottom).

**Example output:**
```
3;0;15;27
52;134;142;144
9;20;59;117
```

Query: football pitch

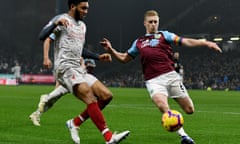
0;85;239;144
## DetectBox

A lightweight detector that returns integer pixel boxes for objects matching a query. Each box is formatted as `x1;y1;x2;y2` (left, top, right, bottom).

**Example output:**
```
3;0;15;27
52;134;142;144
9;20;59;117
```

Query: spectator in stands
11;62;21;84
173;52;184;81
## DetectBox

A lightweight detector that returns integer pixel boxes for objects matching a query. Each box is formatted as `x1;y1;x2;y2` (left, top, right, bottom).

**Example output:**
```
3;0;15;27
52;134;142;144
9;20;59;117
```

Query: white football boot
66;119;80;144
106;130;130;144
29;111;41;126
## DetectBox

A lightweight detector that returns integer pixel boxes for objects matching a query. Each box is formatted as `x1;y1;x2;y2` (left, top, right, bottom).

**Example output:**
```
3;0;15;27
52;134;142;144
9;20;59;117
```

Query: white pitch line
197;110;240;115
108;104;155;110
109;104;240;115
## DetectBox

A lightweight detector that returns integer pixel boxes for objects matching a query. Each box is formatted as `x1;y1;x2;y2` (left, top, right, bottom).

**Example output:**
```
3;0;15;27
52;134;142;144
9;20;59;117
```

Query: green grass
0;85;240;144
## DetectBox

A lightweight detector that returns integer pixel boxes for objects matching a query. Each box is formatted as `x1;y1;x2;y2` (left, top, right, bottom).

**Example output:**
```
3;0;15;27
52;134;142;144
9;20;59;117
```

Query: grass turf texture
0;85;239;144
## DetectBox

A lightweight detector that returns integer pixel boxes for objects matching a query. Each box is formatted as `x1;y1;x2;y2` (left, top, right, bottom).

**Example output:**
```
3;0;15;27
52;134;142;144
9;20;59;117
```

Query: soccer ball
161;110;184;132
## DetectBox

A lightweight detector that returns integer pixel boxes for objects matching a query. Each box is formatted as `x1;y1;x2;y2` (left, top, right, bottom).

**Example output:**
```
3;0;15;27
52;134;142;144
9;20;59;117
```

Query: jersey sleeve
161;31;182;46
49;33;56;40
127;40;139;58
39;15;61;41
82;48;100;60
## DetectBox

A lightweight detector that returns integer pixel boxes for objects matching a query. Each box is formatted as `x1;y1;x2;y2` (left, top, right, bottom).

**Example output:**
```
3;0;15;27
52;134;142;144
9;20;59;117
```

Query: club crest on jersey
150;39;159;47
154;34;161;39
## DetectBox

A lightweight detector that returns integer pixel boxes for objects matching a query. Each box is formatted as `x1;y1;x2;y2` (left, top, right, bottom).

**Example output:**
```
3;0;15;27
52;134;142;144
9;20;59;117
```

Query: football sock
35;110;42;115
87;102;110;133
176;127;188;137
45;85;68;101
73;100;108;126
73;115;85;126
102;129;113;142
37;86;68;113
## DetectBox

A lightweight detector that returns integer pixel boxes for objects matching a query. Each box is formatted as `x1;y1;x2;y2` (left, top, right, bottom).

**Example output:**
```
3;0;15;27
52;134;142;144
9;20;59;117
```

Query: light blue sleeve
49;33;55;40
161;30;180;45
127;40;139;58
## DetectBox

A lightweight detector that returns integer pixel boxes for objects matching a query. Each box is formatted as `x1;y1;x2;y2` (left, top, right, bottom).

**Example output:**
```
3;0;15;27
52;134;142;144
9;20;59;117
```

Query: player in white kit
37;0;129;144
29;35;114;127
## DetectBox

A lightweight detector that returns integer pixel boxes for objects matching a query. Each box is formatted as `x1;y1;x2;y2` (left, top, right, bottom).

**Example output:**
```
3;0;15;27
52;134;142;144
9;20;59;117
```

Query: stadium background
0;0;239;90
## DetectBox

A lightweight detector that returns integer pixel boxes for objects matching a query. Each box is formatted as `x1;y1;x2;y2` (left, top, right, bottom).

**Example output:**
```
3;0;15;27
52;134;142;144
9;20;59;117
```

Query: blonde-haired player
101;10;222;144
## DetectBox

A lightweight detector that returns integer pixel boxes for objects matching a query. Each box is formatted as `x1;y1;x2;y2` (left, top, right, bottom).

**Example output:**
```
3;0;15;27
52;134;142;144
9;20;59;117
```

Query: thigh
74;82;97;104
91;80;112;100
169;80;189;98
169;80;194;113
152;93;169;113
145;75;170;113
174;96;194;114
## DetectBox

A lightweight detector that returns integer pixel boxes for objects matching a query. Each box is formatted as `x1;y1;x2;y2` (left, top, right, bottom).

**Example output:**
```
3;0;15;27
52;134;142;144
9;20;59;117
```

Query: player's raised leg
71;79;113;127
68;82;130;144
175;96;195;144
29;85;68;126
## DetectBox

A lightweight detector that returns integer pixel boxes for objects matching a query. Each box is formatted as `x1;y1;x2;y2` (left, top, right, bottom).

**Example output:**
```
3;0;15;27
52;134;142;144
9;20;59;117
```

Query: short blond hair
144;10;159;20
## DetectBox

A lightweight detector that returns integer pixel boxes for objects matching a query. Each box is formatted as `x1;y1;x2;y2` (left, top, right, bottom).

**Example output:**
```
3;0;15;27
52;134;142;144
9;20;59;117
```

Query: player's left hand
55;18;69;27
206;41;222;53
99;53;112;62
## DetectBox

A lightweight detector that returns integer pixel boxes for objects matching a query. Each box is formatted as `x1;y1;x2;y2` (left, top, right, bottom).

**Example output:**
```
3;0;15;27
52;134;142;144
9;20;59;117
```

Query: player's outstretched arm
100;38;132;63
181;38;222;53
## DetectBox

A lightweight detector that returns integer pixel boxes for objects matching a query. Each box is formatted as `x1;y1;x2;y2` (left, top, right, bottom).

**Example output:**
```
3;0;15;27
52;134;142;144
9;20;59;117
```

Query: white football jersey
50;13;86;73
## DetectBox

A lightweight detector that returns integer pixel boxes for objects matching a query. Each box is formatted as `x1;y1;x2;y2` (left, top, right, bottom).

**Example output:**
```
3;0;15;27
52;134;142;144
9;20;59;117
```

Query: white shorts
56;68;97;93
145;71;189;98
85;73;98;87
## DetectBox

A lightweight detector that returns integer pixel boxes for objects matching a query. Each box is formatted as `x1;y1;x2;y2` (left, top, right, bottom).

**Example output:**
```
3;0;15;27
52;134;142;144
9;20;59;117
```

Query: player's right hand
43;58;52;69
100;38;112;52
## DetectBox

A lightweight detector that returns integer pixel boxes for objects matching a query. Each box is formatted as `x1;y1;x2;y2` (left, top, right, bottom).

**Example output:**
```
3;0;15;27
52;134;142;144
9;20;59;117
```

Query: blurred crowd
182;49;240;91
0;49;52;75
99;69;144;88
1;49;240;90
98;49;240;91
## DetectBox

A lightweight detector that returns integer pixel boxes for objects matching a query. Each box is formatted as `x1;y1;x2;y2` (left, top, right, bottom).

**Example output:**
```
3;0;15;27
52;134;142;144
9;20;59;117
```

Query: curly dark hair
68;0;88;9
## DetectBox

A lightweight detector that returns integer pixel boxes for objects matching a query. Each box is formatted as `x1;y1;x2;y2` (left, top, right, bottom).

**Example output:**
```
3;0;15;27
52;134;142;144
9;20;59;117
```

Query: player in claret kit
100;10;222;144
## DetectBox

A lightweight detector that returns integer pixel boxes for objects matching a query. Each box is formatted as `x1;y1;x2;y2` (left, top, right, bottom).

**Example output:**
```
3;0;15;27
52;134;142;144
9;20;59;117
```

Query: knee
152;95;169;113
184;106;195;114
99;91;113;103
97;91;113;109
103;91;113;103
